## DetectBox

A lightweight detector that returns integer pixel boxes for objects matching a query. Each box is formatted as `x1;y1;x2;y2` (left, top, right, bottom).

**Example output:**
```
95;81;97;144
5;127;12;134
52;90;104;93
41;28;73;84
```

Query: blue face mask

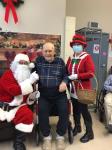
72;45;83;53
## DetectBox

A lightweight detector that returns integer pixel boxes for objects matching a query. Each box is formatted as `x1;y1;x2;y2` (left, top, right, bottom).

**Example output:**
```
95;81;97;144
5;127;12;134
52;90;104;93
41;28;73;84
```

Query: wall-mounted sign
93;44;100;54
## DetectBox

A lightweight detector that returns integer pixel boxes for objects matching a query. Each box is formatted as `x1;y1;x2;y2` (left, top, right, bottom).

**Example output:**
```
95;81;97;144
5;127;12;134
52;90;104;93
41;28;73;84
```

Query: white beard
9;62;31;106
13;64;31;83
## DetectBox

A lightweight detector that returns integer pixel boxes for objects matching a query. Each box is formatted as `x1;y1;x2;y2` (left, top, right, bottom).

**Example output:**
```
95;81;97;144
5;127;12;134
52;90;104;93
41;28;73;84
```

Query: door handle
100;64;106;67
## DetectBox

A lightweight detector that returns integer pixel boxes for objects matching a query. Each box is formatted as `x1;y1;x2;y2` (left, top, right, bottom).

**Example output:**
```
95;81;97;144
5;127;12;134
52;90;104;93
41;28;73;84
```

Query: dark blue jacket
33;56;68;97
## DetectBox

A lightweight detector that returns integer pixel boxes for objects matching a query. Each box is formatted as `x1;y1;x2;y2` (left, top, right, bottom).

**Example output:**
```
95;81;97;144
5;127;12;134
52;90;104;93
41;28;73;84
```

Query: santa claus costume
67;34;95;143
0;53;39;150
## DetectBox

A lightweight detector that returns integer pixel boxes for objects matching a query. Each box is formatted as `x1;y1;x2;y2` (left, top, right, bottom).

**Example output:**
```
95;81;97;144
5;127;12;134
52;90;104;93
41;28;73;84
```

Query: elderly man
33;42;68;150
0;53;39;150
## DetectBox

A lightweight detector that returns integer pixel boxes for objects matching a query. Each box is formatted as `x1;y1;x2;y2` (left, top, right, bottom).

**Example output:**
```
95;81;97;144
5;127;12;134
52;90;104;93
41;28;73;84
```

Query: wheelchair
34;99;74;146
97;88;112;132
97;88;107;123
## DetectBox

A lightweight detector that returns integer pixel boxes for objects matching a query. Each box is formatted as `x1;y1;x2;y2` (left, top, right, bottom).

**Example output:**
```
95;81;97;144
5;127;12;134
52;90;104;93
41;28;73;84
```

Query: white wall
66;0;112;33
64;16;76;63
66;0;112;70
0;0;66;57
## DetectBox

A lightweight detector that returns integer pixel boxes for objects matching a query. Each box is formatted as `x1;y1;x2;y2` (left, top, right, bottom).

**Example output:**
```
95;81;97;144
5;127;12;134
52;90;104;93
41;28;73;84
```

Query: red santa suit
67;51;95;99
0;69;34;132
0;52;39;133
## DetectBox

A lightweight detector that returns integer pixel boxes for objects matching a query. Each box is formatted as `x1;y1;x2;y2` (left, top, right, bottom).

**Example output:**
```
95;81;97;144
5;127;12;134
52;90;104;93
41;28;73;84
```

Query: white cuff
9;95;23;106
19;79;33;95
74;74;78;79
15;123;34;133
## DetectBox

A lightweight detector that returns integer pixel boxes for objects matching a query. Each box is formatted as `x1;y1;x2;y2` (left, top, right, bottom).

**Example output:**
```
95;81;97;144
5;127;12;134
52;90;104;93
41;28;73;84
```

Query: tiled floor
0;112;112;150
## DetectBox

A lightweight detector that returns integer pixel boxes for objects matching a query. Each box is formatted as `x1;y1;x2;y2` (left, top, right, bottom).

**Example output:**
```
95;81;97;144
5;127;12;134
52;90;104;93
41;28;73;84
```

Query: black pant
38;94;68;137
71;97;92;127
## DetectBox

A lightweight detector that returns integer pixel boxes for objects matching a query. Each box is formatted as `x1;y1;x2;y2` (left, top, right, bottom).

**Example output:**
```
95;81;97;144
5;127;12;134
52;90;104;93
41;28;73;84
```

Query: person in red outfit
66;34;95;143
0;53;39;150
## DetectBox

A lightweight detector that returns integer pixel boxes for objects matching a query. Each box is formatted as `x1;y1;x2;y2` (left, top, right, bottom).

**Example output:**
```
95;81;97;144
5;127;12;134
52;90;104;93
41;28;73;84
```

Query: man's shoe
80;132;94;143
73;125;81;136
42;138;52;150
56;138;65;150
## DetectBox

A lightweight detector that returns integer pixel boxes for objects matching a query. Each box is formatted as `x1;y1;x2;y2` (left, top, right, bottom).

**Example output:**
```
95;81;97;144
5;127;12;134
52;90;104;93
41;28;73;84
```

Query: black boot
80;122;94;143
73;114;81;136
13;129;26;150
73;125;81;136
80;131;94;143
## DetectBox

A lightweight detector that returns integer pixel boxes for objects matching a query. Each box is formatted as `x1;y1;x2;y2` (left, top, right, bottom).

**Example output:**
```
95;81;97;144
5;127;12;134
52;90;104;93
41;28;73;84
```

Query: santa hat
14;52;35;68
70;34;87;48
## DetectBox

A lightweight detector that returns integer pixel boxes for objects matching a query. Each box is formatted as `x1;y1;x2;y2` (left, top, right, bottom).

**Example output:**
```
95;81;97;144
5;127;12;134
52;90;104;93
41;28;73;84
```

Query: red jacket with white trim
0;69;33;103
67;52;95;92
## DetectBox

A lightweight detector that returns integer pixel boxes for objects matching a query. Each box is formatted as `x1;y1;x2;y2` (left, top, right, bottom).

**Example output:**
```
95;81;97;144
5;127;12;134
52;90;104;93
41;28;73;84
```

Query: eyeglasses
18;60;29;65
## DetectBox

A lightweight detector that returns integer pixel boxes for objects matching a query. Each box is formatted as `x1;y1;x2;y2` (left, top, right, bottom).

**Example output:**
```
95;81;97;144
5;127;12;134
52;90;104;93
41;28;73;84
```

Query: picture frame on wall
0;32;61;76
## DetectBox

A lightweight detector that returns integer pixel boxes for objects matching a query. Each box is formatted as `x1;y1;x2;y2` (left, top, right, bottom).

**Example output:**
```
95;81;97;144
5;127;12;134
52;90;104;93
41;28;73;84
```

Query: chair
34;100;74;146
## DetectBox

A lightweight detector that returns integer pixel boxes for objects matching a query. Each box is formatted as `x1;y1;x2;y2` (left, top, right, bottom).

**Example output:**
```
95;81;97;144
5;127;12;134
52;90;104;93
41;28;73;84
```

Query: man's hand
59;81;67;92
27;91;40;105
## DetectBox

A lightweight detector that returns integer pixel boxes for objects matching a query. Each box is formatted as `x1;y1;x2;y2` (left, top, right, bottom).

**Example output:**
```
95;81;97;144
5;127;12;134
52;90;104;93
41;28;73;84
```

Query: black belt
0;102;17;111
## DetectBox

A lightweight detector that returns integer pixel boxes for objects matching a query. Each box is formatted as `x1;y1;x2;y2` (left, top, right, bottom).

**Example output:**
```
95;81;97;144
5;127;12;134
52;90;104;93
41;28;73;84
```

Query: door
76;28;109;92
86;32;109;92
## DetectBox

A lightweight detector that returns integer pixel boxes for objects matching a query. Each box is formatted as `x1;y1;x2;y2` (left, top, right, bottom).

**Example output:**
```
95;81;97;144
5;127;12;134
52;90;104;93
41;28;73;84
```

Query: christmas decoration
0;0;24;23
0;0;24;8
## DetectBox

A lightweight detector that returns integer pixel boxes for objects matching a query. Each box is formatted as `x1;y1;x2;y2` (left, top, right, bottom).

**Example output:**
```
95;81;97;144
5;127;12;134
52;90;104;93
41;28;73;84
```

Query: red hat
70;34;87;48
14;53;30;62
14;52;35;68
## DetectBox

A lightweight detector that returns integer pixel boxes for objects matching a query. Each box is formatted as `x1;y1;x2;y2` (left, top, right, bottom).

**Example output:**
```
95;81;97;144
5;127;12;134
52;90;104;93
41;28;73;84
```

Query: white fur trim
0;107;18;122
5;107;18;122
79;53;88;59
14;54;30;62
9;95;23;106
0;108;6;121
29;63;35;68
19;79;33;95
15;123;34;133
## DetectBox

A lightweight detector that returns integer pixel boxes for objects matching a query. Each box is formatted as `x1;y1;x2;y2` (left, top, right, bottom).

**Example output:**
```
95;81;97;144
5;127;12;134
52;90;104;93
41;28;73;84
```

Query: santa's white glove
68;74;78;80
29;71;39;84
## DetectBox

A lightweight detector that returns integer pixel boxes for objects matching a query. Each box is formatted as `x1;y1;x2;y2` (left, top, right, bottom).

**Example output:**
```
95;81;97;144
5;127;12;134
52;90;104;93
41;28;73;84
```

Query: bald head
42;42;56;62
43;42;55;51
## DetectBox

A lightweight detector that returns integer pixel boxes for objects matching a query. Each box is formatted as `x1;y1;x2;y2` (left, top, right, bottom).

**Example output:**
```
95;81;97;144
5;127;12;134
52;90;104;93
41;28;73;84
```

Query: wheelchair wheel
99;110;105;122
34;124;41;146
97;89;106;123
68;121;74;144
